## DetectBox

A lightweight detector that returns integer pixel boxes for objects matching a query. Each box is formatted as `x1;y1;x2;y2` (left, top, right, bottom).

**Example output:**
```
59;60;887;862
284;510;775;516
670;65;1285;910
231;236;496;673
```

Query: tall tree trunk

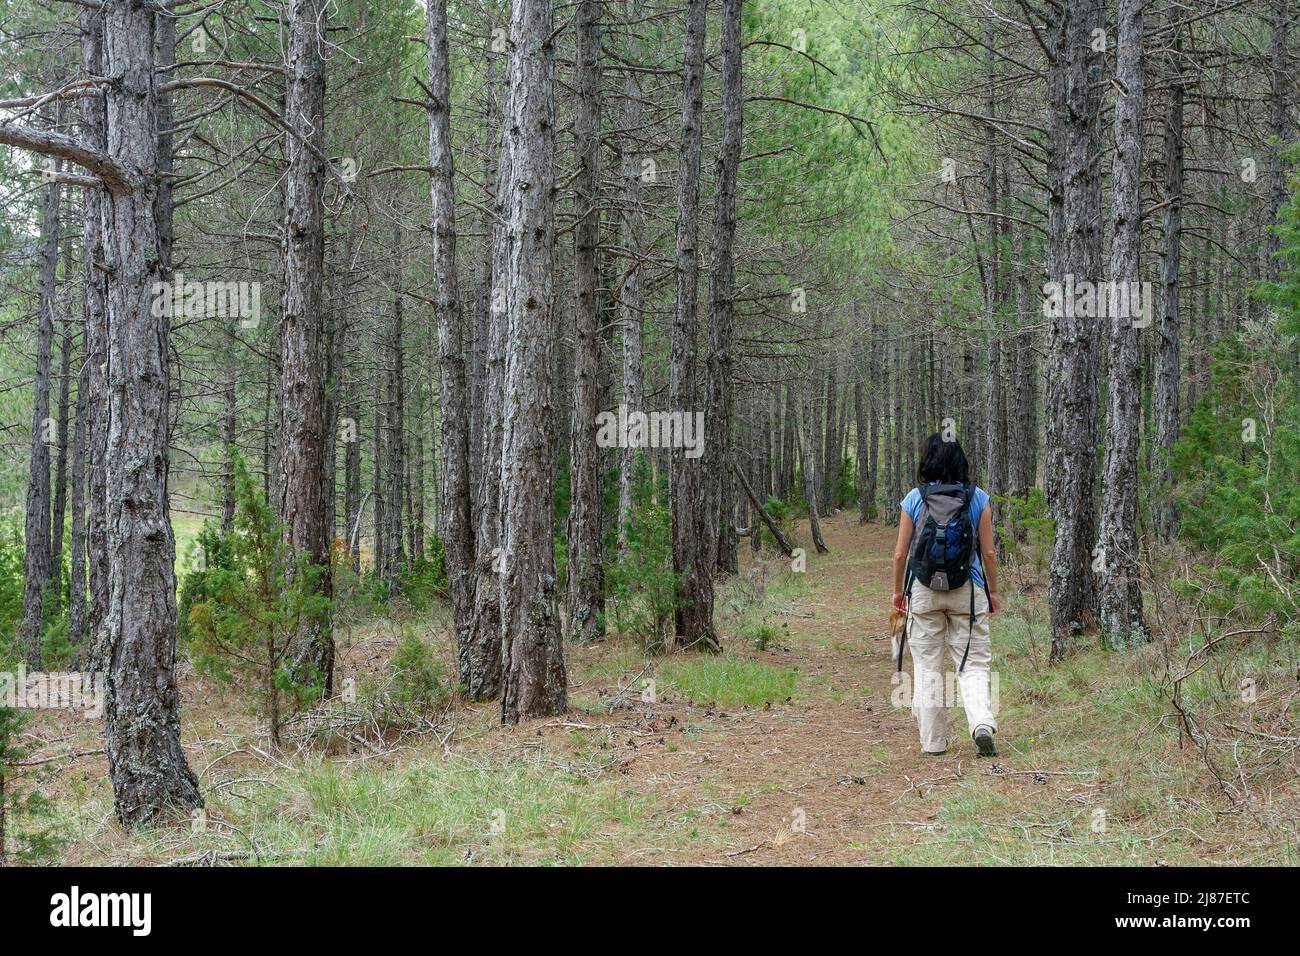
567;0;606;640
220;343;238;533
1011;264;1038;496
322;249;342;554
1265;0;1293;283
101;0;202;825
428;0;478;692
821;361;839;512
344;399;361;572
1045;0;1104;659
1098;0;1148;647
372;370;386;576
68;351;88;652
853;317;875;523
52;266;73;566
798;381;829;554
277;0;332;691
79;5;109;671
382;241;407;586
1153;5;1183;543
668;0;718;651
890;336;905;518
409;383;425;563
499;0;567;721
21;163;61;665
982;16;1005;507
616;55;647;550
465;41;506;702
752;392;770;550
781;382;797;499
706;0;743;577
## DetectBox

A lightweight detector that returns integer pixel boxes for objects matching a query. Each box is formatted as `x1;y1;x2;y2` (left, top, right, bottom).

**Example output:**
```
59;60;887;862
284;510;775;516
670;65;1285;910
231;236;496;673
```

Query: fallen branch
16;747;105;767
732;462;794;557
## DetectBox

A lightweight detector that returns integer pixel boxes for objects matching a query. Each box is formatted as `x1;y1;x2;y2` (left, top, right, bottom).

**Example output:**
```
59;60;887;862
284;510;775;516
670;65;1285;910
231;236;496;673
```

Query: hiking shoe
922;748;948;757
973;726;997;757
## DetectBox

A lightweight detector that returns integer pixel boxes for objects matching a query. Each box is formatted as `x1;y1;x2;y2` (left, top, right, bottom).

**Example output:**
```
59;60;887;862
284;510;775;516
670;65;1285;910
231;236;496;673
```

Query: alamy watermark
0;666;105;719
890;669;1001;714
1042;274;1153;326
595;404;706;459
151;272;261;328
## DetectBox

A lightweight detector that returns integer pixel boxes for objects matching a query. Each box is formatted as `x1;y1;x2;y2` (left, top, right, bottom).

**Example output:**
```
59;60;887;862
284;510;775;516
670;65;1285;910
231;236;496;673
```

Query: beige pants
905;580;995;753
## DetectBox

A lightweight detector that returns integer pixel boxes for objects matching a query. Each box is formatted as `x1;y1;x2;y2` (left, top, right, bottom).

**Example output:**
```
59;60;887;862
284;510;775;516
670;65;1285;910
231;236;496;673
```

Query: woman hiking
891;433;1001;757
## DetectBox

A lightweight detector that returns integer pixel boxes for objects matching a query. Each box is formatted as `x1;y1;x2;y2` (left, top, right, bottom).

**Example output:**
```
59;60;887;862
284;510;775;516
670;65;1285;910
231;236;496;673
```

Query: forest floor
21;514;1299;866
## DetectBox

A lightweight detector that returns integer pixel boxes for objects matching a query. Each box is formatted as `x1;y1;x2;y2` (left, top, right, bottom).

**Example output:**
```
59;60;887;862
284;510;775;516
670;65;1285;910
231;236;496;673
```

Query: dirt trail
524;513;1013;865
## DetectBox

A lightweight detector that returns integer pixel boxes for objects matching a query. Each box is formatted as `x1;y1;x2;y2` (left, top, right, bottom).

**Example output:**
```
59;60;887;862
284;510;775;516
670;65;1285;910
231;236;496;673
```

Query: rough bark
821;362;839;513
466;42;506;703
668;0;719;651
382;239;407;586
79;3;109;671
1044;0;1103;658
499;0;567;722
341;268;361;571
409;383;425;564
1152;6;1183;543
1098;0;1148;647
567;0;606;640
68;346;88;652
276;0;332;691
1265;0;1293;283
372;370;386;576
322;250;341;553
1011;266;1038;496
781;383;797;499
798;381;829;554
428;0;479;694
21;163;60;666
705;0;743;578
616;23;648;551
220;344;237;533
51;274;73;566
100;0;202;826
853;328;873;523
890;337;904;517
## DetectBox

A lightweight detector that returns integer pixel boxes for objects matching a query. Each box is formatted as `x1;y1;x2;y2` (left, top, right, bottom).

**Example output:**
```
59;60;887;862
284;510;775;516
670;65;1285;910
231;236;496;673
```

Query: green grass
660;654;798;709
167;751;696;866
854;583;1300;866
171;511;210;579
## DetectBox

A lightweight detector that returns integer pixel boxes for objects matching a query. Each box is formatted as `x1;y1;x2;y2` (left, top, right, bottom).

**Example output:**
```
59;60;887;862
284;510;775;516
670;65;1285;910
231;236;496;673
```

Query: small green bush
187;453;331;746
388;627;448;713
761;495;799;552
607;456;679;652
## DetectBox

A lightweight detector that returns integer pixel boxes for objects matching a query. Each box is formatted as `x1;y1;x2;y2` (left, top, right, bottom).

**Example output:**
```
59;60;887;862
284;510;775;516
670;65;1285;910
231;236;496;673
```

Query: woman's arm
892;511;913;613
978;506;1001;614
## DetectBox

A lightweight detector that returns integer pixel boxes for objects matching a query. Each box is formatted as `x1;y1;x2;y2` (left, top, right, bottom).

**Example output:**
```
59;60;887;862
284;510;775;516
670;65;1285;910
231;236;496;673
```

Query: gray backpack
897;482;990;673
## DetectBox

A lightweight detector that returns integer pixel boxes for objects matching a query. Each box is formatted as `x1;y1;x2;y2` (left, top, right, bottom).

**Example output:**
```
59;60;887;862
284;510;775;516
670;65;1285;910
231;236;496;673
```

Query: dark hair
917;432;970;485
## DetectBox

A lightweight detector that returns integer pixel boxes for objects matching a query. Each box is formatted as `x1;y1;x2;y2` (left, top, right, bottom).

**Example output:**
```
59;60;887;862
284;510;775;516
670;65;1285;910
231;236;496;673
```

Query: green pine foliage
186;453;331;746
0;516;23;654
606;454;679;652
1173;155;1300;629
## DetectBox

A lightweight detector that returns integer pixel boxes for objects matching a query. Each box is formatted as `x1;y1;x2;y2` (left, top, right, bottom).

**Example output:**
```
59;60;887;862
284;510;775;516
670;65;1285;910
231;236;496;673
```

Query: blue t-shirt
900;484;989;588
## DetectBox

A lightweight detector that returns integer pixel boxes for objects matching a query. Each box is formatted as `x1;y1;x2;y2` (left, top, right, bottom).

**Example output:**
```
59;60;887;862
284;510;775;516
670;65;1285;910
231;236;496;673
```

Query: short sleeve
899;488;922;522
